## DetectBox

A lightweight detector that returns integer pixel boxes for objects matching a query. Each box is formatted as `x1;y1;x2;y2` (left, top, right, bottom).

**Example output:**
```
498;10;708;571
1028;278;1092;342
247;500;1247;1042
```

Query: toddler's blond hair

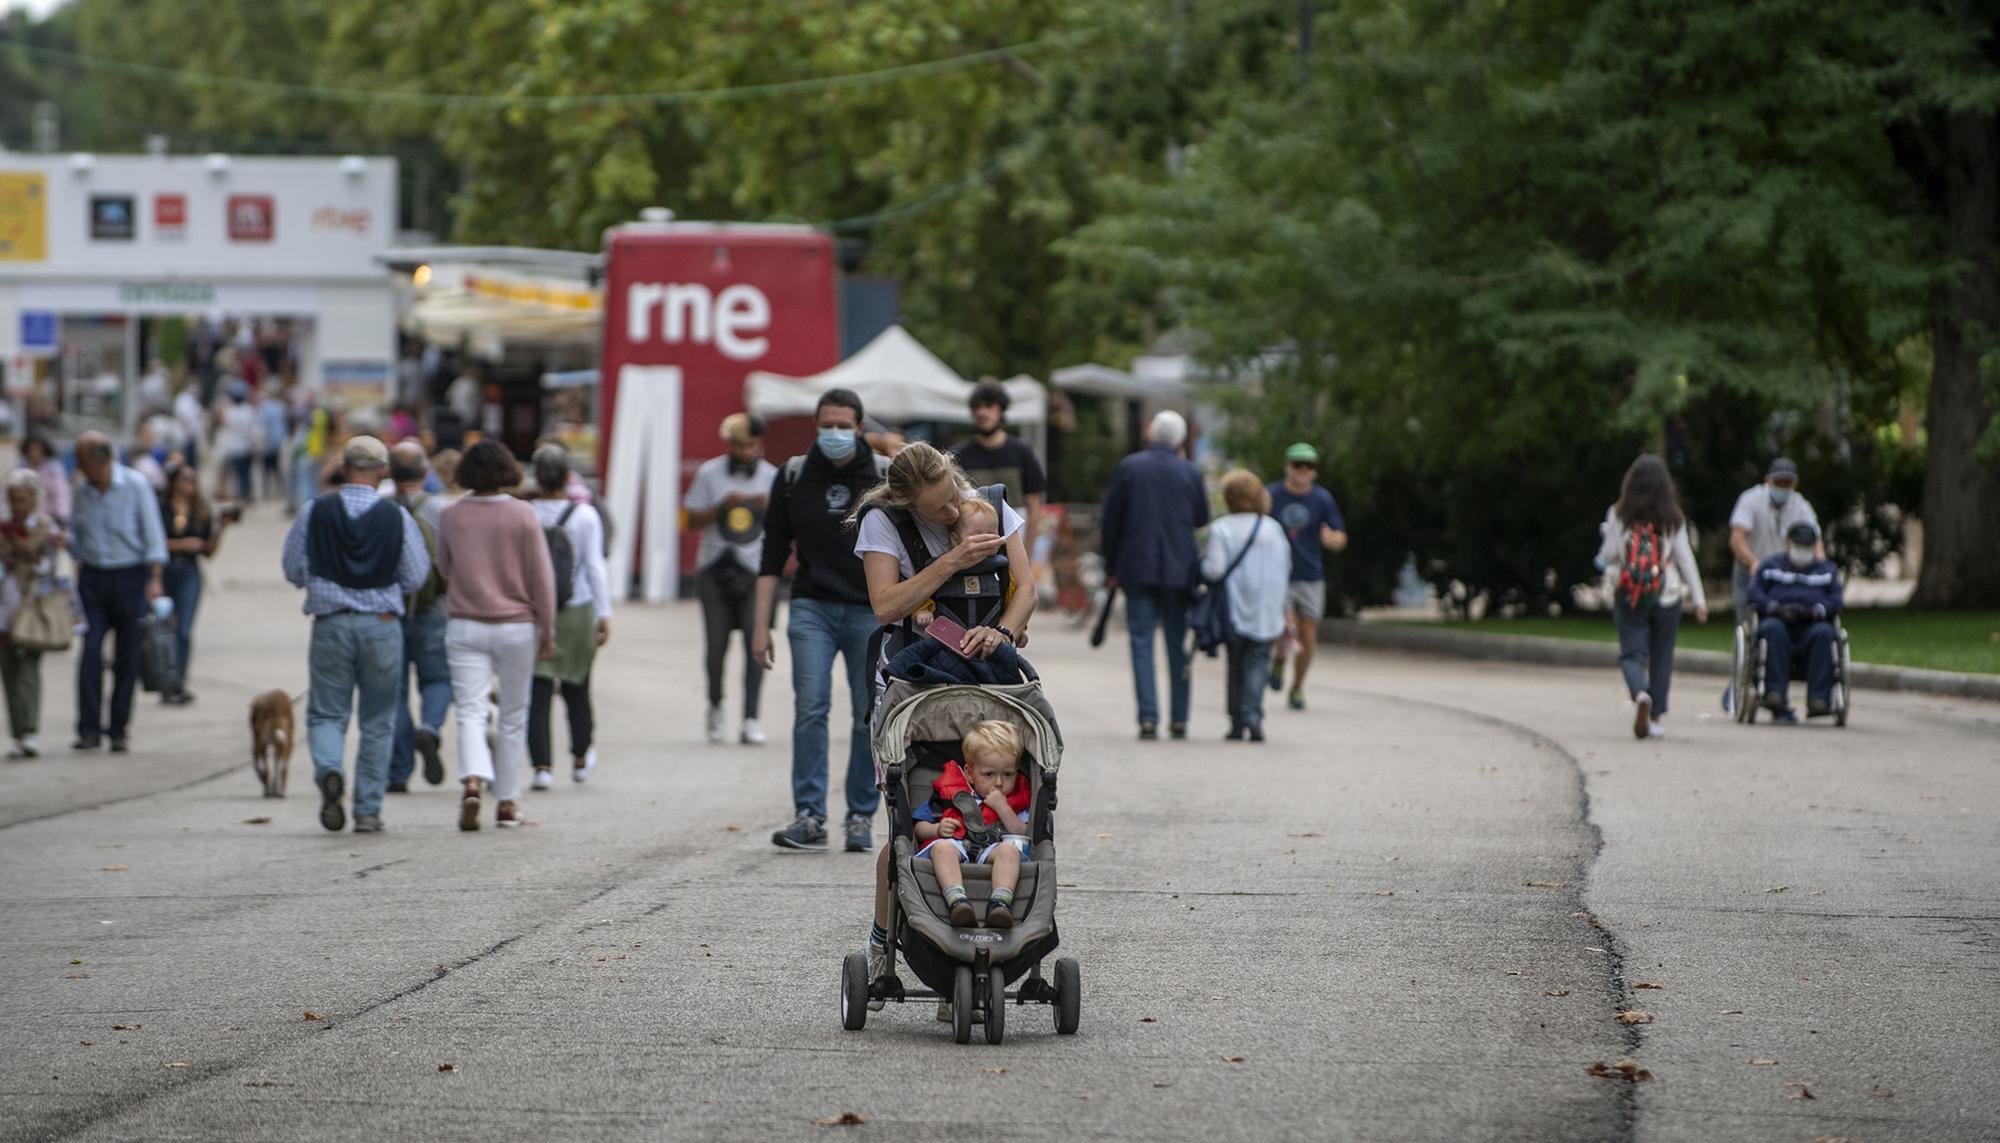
954;497;1000;536
961;719;1022;766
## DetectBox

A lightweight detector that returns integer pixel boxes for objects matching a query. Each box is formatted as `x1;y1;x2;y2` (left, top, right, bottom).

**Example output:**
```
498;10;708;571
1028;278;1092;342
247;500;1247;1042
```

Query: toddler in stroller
841;676;1079;1044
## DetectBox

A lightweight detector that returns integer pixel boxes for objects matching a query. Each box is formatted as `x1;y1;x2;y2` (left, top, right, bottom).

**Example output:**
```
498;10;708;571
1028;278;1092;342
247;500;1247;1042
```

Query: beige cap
343;435;390;469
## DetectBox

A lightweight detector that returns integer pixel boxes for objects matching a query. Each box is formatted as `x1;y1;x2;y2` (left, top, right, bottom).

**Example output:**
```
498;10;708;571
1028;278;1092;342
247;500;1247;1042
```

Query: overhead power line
0;34;1080;110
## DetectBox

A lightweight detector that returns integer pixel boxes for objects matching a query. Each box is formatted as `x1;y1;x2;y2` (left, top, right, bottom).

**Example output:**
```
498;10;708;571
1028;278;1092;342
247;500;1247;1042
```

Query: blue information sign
19;310;55;356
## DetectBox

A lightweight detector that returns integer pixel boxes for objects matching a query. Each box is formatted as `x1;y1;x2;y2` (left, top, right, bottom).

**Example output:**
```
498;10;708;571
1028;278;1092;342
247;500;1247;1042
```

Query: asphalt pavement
1;510;1994;1142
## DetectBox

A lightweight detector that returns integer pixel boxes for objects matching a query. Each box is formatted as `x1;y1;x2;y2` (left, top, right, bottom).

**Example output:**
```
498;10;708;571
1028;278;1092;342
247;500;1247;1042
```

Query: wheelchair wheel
1732;624;1759;725
1835;634;1851;728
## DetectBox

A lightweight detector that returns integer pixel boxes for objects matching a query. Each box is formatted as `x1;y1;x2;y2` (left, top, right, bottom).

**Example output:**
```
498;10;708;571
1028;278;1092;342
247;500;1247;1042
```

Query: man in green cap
1265;443;1348;710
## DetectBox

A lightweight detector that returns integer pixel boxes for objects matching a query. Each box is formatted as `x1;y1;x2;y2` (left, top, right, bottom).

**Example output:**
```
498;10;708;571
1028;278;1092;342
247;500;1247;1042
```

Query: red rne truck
598;219;839;602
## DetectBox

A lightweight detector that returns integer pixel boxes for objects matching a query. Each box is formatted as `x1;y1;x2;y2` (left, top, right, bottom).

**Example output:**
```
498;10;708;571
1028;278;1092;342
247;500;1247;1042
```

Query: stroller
840;675;1080;1044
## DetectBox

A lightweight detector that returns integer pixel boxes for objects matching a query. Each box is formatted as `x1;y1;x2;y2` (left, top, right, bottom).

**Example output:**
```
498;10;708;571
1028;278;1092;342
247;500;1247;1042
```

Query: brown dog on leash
250;690;295;798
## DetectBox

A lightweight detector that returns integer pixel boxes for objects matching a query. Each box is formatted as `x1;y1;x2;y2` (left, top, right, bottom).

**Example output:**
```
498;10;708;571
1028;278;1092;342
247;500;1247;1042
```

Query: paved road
2;512;1994;1142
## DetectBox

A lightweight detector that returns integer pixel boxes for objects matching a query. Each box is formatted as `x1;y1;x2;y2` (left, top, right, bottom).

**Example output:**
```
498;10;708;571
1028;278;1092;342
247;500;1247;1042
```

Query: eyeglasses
1288;460;1316;470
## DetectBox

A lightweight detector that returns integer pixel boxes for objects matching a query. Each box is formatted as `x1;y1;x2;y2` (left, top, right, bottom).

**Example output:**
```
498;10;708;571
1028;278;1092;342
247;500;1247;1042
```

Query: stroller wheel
984;966;1007;1045
951;966;974;1045
1053;958;1081;1035
840;952;869;1031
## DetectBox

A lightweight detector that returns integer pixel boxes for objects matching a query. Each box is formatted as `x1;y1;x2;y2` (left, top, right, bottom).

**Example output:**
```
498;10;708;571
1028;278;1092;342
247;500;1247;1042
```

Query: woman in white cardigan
1596;455;1708;740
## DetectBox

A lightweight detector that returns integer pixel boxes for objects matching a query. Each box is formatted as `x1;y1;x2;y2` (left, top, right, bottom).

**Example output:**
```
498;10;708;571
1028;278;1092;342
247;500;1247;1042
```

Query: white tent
744;325;1046;426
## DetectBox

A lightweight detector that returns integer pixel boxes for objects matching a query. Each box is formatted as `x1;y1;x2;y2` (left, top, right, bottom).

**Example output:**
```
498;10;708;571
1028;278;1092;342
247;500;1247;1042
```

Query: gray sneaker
352;814;384;834
844;814;873;853
771;812;827;850
865;943;891;1012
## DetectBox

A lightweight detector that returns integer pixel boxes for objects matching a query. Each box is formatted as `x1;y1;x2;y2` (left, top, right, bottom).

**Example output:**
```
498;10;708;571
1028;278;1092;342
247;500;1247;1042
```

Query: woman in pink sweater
437;440;556;830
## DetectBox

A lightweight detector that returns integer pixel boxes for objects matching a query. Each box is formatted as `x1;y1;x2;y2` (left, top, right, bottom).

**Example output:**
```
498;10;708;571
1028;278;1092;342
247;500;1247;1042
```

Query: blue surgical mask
817;427;857;460
1768;486;1792;506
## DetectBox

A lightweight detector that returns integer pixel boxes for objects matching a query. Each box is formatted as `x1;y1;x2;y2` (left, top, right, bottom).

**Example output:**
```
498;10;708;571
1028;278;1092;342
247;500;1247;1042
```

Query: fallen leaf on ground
723;825;741;832
100;866;128;873
983;1067;1007;1075
245;1081;281;1088
1524;880;1564;888
1505;971;1523;976
1140;1017;1157;1023
1616;1011;1654;1025
242;817;272;825
1288;832;1323;838
65;972;88;980
1765;885;1789;894
1543;990;1570;997
302;1012;320;1021
1587;1059;1653;1082
1871;1087;1895;1100
437;1063;455;1073
1633;982;1663;990
69;959;82;965
1750;1058;1779;1066
1152;1081;1172;1088
813;1112;867;1127
112;1024;140;1031
1374;890;1394;897
1224;1056;1246;1064
1721;1009;1744;1015
1786;1084;1816;1101
162;1060;189;1069
79;1041;94;1046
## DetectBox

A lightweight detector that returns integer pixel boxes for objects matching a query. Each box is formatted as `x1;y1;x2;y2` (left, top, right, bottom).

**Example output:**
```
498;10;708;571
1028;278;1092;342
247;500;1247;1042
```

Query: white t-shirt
684;455;778;572
531;498;612;620
217;402;261;458
853;495;1025;578
1200;513;1290;643
1728;485;1819;562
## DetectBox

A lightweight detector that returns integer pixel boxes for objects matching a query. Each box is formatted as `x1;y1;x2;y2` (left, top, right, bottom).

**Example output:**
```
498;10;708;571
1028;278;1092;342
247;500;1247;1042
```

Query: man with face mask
1727;457;1819;619
1747;521;1843;722
951;381;1046;556
753;388;891;851
686;413;778;746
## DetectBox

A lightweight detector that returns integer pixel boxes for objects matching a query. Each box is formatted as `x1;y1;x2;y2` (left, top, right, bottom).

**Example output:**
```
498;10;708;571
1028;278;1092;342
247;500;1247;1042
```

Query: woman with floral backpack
1596;455;1708;740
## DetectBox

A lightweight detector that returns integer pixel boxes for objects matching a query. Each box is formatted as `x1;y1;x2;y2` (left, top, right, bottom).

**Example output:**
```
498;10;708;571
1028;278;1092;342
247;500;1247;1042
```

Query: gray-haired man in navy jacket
1099;410;1209;740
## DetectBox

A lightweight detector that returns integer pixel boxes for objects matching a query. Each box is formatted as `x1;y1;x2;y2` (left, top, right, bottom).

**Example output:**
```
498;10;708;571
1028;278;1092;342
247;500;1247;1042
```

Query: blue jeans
1614;598;1681;716
1759;618;1837;706
163;559;202;688
787;597;879;821
1124;585;1192;727
1224;636;1275;733
390;606;452;785
308;613;404;818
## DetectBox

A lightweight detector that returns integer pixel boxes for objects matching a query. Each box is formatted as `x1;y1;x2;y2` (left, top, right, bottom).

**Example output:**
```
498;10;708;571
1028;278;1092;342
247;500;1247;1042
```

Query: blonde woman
1202;470;1291;742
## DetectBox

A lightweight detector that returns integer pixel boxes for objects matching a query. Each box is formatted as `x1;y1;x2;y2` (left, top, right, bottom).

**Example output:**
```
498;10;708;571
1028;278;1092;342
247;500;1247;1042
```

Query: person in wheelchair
1747;521;1843;722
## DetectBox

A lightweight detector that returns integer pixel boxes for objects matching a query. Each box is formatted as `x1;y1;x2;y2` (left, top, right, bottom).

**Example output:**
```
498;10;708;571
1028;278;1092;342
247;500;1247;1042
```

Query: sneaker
948;898;978;927
1632;693;1652;740
19;734;38;757
771;812;827;850
1758;691;1788;714
414;728;443;785
1646;721;1666;739
531;768;554;791
495;800;520;828
573;747;597;783
1224;725;1244;742
1137;722;1158;741
318;769;347;832
844;814;873;853
985;901;1015;930
1806;698;1832;718
705;705;724;744
109;738;128;754
1169;723;1188;740
740;719;768;746
1269;655;1286;692
72;736;101;751
1773;708;1799;724
865;942;891;1012
1248;724;1266;743
1288;689;1306;711
458;780;482;832
352;814;384;834
935;1001;985;1025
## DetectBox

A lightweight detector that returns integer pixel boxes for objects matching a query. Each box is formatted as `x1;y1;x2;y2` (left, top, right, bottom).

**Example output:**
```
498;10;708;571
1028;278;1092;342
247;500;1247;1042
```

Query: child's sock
867;921;888;949
988;887;1014;908
943;885;968;908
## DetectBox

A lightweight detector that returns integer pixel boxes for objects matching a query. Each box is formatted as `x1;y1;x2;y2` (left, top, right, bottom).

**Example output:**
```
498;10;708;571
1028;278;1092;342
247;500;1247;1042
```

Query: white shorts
1287;580;1326;622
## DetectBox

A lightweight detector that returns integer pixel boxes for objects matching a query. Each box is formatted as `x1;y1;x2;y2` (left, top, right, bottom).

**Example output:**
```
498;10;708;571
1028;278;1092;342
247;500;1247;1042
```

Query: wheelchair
1731;615;1850;727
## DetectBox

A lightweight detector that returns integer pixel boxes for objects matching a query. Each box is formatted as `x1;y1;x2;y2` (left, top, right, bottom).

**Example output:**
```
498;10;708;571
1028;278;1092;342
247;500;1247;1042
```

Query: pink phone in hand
925;613;972;658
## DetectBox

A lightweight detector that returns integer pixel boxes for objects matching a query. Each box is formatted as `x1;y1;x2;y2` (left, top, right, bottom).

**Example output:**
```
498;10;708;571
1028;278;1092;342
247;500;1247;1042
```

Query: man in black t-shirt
951;381;1047;555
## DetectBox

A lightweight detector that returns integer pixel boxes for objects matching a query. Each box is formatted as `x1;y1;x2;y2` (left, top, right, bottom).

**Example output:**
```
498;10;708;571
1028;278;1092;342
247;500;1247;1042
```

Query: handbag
1189;516;1264;658
9;574;76;652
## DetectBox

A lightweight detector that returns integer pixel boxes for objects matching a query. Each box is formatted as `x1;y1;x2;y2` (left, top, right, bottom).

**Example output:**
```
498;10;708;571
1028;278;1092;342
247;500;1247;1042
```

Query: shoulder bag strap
1218;517;1264;585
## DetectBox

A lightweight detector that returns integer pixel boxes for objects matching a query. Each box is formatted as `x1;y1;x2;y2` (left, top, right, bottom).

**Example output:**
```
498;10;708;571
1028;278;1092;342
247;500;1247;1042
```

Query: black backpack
543;504;580;604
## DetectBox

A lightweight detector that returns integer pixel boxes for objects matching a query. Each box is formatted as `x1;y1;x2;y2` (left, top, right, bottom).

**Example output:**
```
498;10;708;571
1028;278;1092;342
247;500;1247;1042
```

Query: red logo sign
599;227;838;575
153;194;187;238
227;195;274;242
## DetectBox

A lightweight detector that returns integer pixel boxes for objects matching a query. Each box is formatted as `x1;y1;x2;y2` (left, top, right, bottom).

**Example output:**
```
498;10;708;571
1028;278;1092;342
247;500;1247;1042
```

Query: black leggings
529;673;593;769
696;560;764;718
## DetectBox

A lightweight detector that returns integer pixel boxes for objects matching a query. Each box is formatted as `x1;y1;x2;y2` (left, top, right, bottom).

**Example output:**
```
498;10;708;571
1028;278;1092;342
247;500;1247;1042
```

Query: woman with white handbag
0;469;70;759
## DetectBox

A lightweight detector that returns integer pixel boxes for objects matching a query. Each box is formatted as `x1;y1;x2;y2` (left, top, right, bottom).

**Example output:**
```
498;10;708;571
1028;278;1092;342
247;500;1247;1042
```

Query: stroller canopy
872;680;1063;775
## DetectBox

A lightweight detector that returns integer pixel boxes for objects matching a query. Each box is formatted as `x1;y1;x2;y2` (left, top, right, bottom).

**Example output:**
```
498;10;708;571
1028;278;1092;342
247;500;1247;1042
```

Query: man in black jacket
752;388;890;853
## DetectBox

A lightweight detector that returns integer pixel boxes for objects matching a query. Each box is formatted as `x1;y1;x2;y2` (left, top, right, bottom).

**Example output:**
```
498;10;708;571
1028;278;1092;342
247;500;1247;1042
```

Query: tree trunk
1911;108;2000;609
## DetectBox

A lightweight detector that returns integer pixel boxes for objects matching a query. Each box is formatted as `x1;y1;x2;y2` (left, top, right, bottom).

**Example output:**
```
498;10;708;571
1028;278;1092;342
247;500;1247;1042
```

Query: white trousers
446;619;537;802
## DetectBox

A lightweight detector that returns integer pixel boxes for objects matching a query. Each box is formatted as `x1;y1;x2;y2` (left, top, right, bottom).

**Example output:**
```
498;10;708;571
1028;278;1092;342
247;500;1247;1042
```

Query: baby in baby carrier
914;496;1010;636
